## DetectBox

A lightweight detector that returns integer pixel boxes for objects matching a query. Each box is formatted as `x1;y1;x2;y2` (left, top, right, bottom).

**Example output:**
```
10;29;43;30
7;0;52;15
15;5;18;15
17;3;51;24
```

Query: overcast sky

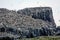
0;0;60;26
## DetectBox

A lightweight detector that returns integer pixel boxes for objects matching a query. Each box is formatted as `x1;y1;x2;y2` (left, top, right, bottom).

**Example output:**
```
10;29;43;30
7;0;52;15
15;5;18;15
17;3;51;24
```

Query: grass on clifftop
20;36;60;40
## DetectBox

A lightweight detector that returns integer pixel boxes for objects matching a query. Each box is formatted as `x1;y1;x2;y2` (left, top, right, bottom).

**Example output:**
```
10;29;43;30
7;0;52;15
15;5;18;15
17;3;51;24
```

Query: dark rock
56;26;60;31
55;26;60;36
0;37;14;40
17;7;56;28
0;27;5;32
0;7;56;38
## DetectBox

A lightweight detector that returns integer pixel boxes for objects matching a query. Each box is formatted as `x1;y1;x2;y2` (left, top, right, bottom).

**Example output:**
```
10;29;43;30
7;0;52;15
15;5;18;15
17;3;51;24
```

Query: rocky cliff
17;7;56;28
0;7;56;38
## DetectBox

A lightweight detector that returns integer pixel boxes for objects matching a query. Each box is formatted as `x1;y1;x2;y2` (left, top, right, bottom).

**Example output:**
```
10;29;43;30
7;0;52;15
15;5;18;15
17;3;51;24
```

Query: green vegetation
20;36;60;40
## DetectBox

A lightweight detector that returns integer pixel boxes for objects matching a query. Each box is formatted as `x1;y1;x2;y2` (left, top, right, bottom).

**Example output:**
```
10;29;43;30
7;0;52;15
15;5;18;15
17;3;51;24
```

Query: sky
0;0;60;26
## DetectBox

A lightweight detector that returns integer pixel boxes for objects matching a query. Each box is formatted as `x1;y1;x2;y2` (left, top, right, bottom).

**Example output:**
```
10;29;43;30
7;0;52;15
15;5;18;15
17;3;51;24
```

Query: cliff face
0;7;56;28
17;7;56;28
0;7;56;38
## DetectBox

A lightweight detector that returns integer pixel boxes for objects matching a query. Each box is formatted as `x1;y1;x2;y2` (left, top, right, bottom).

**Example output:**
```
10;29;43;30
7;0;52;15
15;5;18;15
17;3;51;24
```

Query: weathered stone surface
0;7;56;38
55;26;60;36
17;7;56;28
0;37;14;40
